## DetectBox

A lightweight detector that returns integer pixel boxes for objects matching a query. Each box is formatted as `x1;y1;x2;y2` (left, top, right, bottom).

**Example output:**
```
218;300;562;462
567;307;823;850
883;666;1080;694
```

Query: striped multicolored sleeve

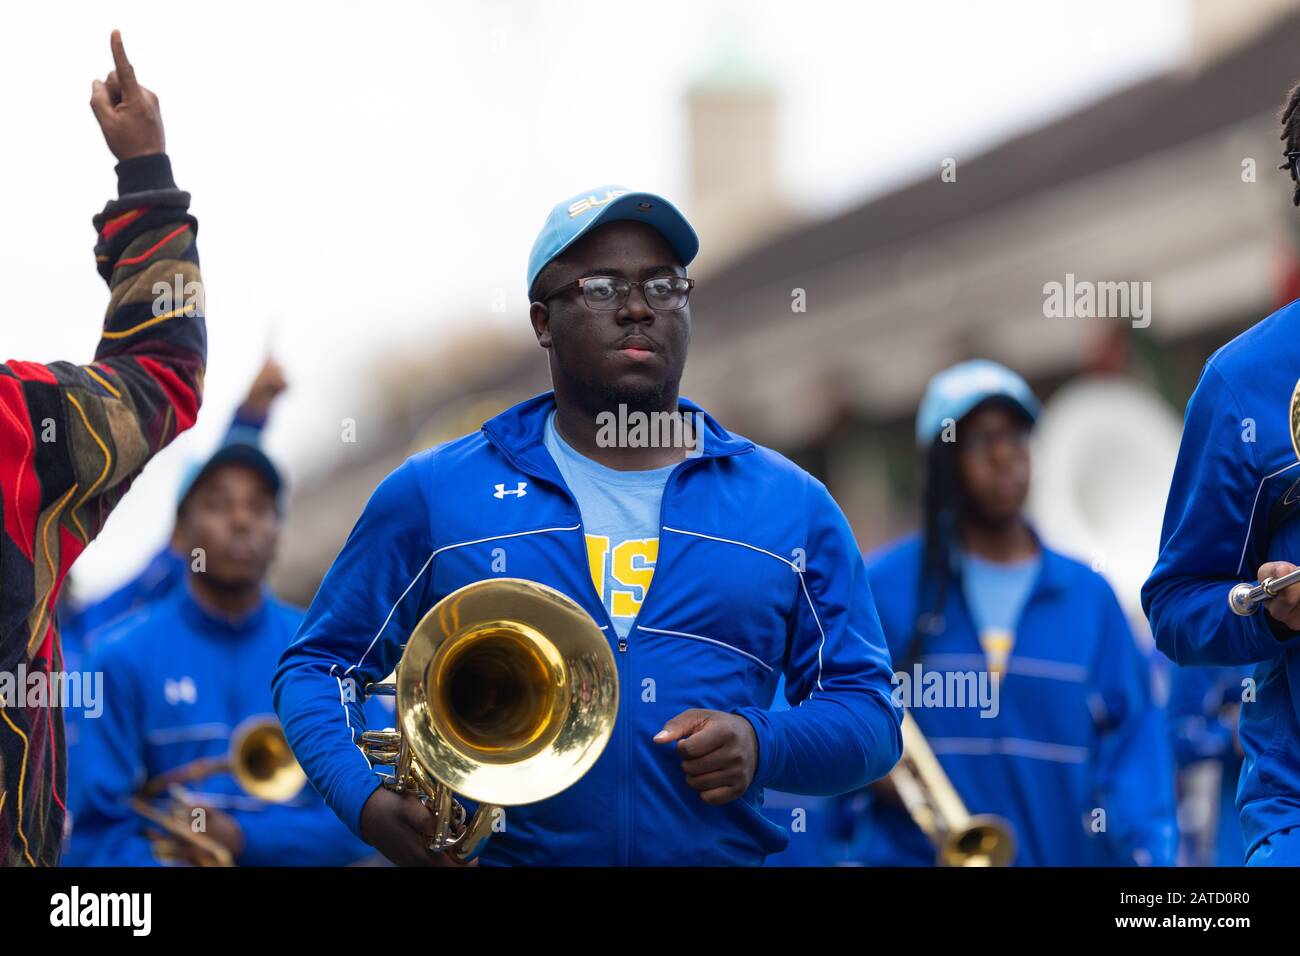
0;152;205;866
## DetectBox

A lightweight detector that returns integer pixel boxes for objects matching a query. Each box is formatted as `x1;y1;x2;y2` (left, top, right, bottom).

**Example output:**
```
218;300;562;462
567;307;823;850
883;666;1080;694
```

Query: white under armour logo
164;676;197;705
494;481;528;499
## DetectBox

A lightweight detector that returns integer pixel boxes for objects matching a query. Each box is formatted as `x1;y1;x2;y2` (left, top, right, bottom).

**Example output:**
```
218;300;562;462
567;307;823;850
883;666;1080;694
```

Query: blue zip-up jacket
1142;299;1300;861
272;392;903;865
64;587;382;867
854;534;1177;866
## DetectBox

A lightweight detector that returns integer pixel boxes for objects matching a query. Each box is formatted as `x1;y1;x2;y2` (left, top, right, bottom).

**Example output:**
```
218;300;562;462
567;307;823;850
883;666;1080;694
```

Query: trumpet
1228;566;1300;616
359;577;618;863
886;711;1016;867
131;715;308;867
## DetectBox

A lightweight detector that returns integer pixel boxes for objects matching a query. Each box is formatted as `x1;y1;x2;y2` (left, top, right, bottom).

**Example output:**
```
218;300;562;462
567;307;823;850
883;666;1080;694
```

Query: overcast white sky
0;0;1188;597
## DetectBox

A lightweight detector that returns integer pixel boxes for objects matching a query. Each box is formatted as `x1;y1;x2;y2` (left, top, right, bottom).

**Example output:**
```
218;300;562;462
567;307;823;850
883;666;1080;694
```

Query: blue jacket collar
480;391;754;476
948;523;1069;598
178;581;272;637
1032;546;1073;598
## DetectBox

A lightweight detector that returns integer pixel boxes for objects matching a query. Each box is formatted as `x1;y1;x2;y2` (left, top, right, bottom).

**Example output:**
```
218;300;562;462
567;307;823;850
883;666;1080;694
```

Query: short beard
598;377;671;415
553;351;676;417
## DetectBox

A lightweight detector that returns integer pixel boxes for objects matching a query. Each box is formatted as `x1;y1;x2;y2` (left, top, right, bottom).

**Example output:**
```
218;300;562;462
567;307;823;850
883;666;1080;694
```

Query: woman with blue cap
848;359;1177;865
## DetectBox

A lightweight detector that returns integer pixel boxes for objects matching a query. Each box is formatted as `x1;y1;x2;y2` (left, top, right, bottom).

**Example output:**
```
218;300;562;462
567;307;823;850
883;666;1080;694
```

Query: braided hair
897;435;963;673
899;395;1034;671
1279;78;1300;206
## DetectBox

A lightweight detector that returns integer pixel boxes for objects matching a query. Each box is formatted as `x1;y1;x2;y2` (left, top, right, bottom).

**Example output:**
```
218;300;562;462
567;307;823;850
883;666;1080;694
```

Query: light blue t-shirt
961;550;1041;674
543;410;679;640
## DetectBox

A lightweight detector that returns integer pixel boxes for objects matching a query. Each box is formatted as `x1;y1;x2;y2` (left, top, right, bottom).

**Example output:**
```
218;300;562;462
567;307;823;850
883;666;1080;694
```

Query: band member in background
852;360;1176;866
57;358;290;832
1167;665;1250;866
65;441;383;866
0;32;205;867
59;356;288;650
1142;81;1300;867
273;185;903;866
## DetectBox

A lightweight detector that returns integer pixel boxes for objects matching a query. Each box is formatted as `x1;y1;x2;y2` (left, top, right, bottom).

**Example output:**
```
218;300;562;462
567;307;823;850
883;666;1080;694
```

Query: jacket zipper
622;458;696;645
483;431;712;866
619;457;701;865
480;448;629;862
547;454;699;865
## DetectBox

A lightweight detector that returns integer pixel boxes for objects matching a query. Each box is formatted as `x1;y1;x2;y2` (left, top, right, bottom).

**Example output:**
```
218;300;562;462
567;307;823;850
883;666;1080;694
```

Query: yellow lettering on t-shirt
584;534;658;619
586;534;610;598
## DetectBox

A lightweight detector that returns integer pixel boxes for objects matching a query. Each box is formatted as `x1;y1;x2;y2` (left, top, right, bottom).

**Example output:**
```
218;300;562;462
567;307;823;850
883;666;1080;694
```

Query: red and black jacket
0;153;205;866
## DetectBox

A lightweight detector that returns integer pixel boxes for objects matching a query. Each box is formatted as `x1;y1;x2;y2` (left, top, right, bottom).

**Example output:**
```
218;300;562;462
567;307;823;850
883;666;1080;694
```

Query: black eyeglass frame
535;275;696;312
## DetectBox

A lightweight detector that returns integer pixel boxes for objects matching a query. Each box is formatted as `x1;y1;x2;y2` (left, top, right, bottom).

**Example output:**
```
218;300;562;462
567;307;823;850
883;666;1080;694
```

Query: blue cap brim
529;191;699;294
915;359;1041;447
177;444;282;514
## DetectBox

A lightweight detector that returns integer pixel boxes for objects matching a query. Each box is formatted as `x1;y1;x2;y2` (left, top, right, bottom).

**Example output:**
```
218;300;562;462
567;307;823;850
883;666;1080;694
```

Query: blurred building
273;0;1300;605
684;48;797;274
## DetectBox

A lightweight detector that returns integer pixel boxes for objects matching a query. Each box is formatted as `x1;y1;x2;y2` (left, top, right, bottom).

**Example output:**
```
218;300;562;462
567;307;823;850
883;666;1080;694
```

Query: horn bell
397;578;618;808
230;715;308;804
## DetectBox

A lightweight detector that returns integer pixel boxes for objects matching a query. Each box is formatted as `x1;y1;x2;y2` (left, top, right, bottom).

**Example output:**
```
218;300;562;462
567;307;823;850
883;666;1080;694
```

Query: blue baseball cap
526;185;700;297
176;442;283;517
916;359;1040;447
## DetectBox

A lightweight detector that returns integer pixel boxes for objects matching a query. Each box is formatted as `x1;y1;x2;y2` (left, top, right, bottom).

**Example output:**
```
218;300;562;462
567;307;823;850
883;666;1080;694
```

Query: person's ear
529;301;553;349
170;519;186;555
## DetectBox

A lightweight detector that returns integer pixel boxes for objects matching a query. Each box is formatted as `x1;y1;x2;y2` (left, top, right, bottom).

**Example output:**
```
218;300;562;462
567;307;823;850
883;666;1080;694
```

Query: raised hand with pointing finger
89;30;165;161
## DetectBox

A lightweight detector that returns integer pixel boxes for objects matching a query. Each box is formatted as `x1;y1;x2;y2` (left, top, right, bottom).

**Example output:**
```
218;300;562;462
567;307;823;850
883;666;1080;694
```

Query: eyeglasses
536;275;695;312
960;427;1031;455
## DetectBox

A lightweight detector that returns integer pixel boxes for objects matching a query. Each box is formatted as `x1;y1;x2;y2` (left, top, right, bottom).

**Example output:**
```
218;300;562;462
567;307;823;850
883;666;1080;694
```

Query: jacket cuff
232;404;270;431
336;774;385;843
115;153;176;196
733;706;778;790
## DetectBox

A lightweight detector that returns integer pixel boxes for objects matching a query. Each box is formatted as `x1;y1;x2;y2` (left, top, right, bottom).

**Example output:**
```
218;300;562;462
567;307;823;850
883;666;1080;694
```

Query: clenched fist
655;709;759;805
89;30;165;161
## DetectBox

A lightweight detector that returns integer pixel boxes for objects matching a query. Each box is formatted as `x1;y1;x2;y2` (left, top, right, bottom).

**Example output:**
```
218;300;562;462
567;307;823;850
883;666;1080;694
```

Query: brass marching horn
130;714;308;866
886;711;1016;867
359;577;618;863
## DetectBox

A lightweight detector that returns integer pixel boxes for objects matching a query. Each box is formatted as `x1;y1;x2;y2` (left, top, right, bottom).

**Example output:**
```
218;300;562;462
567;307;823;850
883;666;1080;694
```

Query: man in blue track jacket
1143;83;1300;866
65;440;382;866
1142;322;1300;867
273;186;903;866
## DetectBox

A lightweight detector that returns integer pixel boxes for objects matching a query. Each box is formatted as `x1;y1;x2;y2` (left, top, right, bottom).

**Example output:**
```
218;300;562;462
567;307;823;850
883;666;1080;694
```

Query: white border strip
1236;460;1300;576
637;625;775;672
343;524;582;676
662;526;833;700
